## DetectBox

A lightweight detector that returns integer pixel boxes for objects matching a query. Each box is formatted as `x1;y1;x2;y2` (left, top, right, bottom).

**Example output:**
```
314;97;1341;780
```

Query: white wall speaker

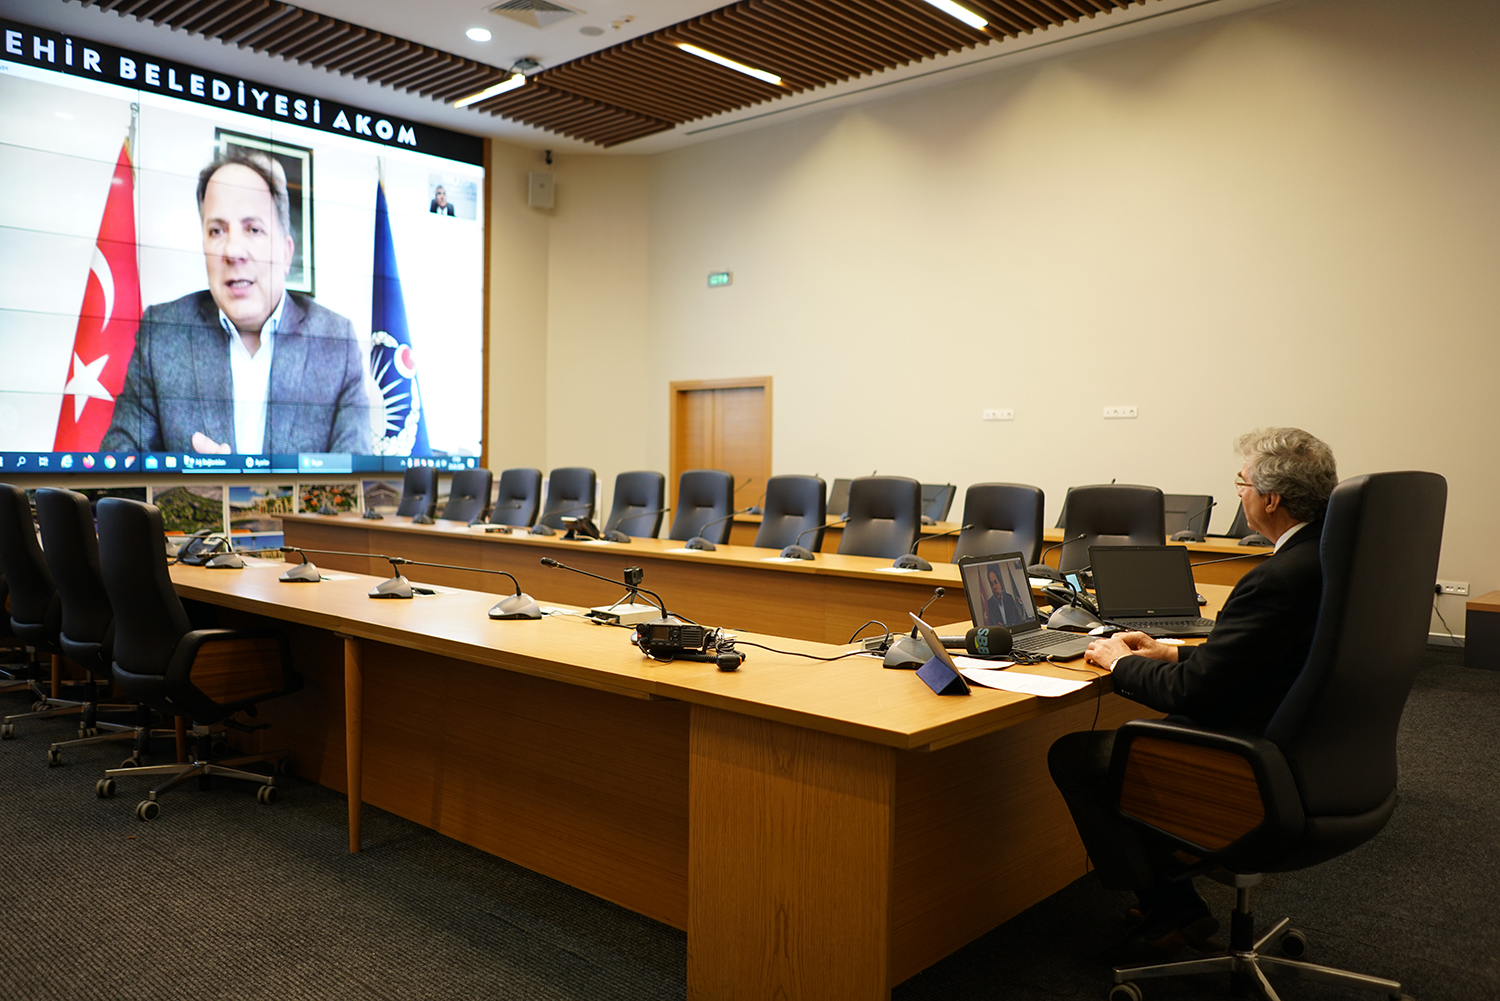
528;172;554;209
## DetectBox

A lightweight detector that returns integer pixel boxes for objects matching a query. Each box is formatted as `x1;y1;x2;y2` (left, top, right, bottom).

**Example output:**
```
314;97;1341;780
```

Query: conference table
169;557;1229;1000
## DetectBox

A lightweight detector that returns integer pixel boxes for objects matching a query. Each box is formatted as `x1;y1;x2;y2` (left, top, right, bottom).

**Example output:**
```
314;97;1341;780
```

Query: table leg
344;636;363;853
688;705;895;1000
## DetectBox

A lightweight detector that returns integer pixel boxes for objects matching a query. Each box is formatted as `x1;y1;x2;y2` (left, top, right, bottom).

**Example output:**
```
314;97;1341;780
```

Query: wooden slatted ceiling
69;0;1149;147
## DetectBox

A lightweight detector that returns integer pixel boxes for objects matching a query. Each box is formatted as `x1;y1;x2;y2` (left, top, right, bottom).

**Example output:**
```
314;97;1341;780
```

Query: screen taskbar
0;451;478;476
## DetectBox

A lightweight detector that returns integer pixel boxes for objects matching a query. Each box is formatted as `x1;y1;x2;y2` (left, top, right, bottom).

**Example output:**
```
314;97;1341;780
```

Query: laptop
957;552;1092;659
1089;545;1217;638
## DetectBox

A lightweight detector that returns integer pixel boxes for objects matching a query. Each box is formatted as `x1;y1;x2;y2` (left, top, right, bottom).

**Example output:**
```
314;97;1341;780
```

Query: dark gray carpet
3;650;1494;1001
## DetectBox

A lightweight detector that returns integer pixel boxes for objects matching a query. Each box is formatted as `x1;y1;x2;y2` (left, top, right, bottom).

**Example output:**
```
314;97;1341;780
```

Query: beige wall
534;0;1498;631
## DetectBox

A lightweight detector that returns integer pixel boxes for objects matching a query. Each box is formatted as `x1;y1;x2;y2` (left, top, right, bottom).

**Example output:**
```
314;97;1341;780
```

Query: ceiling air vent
488;0;583;30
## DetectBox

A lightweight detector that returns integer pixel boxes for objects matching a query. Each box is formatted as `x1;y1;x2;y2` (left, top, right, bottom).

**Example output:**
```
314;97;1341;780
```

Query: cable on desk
732;640;875;663
846;620;891;646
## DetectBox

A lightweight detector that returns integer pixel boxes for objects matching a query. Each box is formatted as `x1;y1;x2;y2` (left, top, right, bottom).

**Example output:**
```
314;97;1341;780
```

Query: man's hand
1084;631;1179;671
191;432;232;454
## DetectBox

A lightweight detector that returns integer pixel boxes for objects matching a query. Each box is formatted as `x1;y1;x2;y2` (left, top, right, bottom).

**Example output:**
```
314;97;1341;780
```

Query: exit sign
707;271;732;288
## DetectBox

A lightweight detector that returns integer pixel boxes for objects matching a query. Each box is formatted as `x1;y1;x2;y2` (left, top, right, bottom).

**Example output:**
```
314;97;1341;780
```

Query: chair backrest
539;467;597;529
491;468;542;527
441;468;493;524
838;476;922;560
669;469;735;543
920;483;957;523
754;475;827;551
1058;484;1165;572
1164;493;1215;537
1263;471;1446;863
952;483;1045;564
827;478;854;519
605;471;666;538
96;498;192;680
396;467;439;518
0;483;60;647
34;488;113;670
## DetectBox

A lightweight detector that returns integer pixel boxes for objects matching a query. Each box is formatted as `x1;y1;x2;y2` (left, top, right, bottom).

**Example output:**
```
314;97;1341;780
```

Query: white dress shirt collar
1273;520;1309;553
218;295;286;454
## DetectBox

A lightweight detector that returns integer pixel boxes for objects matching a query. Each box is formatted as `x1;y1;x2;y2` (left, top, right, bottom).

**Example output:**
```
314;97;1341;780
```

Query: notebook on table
1089;545;1217;638
956;552;1092;659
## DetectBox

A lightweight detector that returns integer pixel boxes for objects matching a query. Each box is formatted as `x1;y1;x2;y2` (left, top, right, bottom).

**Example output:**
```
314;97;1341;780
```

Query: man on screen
429;185;454;216
102;151;373;455
981;565;1023;627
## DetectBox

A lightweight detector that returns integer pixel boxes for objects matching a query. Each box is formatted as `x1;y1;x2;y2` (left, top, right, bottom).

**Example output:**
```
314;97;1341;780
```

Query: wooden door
669;377;772;511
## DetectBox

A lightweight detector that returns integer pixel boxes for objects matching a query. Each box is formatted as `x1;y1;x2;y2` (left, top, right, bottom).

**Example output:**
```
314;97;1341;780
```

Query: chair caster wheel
135;800;160;821
32;700;48;712
1279;928;1308;958
1;723;14;739
96;778;116;798
47;747;61;766
120;757;141;769
275;756;294;776
1108;982;1143;1001
257;785;279;804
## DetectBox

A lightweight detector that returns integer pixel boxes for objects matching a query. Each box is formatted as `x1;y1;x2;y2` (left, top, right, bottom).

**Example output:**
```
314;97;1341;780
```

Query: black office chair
604;471;666;539
1106;471;1446;1001
838;476;922;560
94;498;301;820
920;483;957;525
489;468;542;527
396;467;438;519
536;467;597;532
1058;484;1165;572
951;483;1045;564
753;475;827;552
669;469;735;544
1164;492;1215;542
0;483;125;740
440;468;493;524
0;573;44;700
35;488;165;766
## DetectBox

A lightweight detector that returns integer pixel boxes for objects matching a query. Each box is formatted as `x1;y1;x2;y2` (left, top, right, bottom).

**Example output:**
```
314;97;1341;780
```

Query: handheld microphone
892;523;973;572
684;508;750;551
531;502;591;536
602;507;671;544
1170;499;1217;543
1027;533;1086;583
387;557;541;619
960;625;1012;658
781;517;847;560
539;557;669;619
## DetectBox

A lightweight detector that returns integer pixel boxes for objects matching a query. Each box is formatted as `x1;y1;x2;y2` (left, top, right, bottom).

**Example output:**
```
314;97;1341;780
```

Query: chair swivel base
48;724;178;767
1111;882;1409;1001
96;745;293;820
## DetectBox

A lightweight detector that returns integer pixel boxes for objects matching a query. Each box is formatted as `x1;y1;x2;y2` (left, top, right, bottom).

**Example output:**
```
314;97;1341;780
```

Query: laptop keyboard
1113;616;1215;636
1013;629;1087;652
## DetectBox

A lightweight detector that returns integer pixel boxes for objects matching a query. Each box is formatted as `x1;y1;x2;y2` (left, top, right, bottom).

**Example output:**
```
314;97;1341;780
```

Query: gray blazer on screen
102;290;375;455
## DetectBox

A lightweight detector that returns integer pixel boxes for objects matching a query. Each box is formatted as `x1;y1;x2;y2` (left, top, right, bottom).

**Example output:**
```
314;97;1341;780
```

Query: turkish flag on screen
54;141;141;451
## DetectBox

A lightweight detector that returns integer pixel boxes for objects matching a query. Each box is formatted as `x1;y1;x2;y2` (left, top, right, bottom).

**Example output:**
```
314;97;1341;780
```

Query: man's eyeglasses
1234;476;1256;491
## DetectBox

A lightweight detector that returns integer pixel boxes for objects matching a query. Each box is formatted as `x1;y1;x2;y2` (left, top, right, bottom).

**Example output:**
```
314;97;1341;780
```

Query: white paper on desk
760;556;809;563
872;566;919;574
662;547;707;554
953;657;1092;697
319;573;358;581
237;556;282;568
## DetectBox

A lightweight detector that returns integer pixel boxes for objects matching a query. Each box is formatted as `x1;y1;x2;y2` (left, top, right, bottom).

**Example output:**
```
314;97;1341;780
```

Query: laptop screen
1090;546;1201;617
957;552;1037;631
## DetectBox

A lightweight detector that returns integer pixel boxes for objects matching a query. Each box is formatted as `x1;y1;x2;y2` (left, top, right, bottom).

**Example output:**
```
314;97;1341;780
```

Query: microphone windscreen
965;626;1012;658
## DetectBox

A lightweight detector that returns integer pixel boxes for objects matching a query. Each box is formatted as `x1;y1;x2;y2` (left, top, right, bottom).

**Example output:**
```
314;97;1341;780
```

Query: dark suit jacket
1111;520;1324;733
984;589;1024;628
102;291;374;454
430;200;454;215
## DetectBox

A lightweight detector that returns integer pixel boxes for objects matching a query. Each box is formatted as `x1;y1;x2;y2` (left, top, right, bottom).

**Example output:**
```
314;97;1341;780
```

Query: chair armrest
167;628;301;708
1107;718;1305;868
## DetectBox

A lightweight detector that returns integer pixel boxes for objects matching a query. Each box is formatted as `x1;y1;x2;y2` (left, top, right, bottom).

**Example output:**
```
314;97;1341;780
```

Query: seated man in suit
1048;427;1338;964
982;565;1024;627
103;151;373;455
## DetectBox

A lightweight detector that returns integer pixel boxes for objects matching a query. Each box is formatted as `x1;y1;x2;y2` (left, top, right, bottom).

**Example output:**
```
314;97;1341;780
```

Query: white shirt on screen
218;295;285;454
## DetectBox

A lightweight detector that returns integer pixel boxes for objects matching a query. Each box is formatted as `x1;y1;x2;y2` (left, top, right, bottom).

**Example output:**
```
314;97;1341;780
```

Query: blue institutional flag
370;182;429;456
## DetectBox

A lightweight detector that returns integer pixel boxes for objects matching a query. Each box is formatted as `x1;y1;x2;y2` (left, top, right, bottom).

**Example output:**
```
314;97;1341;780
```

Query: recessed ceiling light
921;0;987;30
453;72;526;108
579;26;604;36
466;27;493;42
676;43;781;86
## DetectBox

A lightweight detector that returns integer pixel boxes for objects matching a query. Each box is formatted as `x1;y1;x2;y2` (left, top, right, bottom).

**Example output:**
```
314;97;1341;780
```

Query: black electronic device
1026;533;1085;583
602;507;671;543
531;502;591;536
175;530;232;566
561;516;602;540
892;523;972;571
684;507;749;551
780;516;847;560
956;551;1092;659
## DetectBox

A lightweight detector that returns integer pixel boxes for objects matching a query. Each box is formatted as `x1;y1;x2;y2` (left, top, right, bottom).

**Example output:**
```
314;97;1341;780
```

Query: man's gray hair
196;150;292;241
1236;427;1338;523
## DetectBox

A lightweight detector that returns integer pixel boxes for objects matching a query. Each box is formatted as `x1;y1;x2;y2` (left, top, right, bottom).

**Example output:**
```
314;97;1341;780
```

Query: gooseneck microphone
780;517;848;561
539;557;669;618
1027;533;1087;583
278;546;409;593
531;502;592;536
881;586;949;668
1171;499;1217;543
892;523;974;572
603;507;672;544
684;508;750;551
387;557;541;619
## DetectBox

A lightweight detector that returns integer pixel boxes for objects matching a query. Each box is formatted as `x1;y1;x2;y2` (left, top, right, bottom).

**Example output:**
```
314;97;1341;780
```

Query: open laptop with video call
1088;545;1217;638
956;552;1092;659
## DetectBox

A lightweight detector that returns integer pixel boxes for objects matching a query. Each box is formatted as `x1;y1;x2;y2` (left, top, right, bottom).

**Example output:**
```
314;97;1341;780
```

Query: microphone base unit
588;602;660;626
370;575;414;599
279;561;322;583
530;524;556;536
602;530;632;543
361;509;384;520
490;592;543;620
891;554;933;571
684;537;717;551
779;544;816;560
1026;563;1065;583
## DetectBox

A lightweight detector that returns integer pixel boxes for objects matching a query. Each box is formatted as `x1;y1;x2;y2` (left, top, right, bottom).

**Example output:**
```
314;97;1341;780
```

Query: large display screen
0;20;485;476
